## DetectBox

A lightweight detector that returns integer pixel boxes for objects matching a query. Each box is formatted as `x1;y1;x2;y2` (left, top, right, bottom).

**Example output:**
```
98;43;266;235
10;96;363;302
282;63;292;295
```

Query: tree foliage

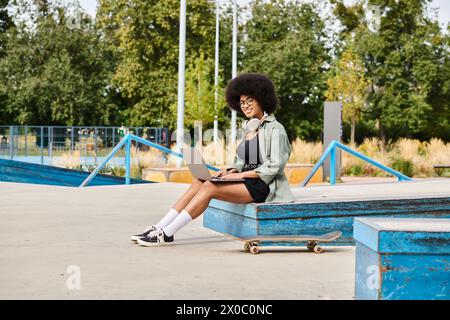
170;53;226;128
326;43;370;144
333;0;449;143
242;0;330;141
0;0;447;143
96;0;216;129
0;0;118;126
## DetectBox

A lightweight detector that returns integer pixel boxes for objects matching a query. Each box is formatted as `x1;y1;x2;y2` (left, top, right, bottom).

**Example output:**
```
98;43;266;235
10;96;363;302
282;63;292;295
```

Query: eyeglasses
239;97;254;109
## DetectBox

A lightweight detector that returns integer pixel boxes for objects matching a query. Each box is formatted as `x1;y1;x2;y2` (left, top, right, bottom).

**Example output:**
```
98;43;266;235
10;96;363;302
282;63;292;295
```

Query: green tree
425;25;450;141
330;0;364;36
0;0;118;126
96;0;216;129
0;0;12;34
171;53;225;128
0;0;13;124
242;0;330;141
326;44;370;144
217;2;245;87
333;0;449;143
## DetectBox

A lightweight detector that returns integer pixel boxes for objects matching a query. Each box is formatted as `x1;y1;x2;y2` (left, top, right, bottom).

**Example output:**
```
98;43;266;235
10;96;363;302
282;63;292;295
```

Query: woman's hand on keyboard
212;170;228;178
221;172;244;180
212;168;238;178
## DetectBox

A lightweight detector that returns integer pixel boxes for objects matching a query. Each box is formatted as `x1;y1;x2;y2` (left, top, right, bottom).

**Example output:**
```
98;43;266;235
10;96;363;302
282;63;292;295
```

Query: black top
236;133;263;172
235;132;270;203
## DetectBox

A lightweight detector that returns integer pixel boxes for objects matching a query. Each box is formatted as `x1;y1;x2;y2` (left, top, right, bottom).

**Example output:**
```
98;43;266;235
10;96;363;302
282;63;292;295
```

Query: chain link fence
0;126;170;168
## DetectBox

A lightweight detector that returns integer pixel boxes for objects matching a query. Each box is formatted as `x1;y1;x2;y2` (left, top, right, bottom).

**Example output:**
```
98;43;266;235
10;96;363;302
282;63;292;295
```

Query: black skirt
243;177;270;203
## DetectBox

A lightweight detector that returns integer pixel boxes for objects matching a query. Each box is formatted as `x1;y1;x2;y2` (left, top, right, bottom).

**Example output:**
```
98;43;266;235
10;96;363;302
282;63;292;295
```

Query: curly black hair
225;73;278;115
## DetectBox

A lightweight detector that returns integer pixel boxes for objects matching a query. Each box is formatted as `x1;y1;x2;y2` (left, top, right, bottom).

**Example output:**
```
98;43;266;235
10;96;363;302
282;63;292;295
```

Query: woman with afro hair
131;73;295;247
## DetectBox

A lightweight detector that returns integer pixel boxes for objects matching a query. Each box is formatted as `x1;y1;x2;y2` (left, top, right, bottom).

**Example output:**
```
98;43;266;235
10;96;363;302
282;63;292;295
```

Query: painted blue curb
0;158;152;187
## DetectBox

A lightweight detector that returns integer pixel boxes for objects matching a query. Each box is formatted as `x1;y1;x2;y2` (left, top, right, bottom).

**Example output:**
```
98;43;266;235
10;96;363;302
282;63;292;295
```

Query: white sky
78;0;448;27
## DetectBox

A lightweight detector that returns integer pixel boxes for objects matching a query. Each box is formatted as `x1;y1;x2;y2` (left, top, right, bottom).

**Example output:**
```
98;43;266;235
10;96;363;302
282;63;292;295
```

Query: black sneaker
130;225;158;243
137;229;174;247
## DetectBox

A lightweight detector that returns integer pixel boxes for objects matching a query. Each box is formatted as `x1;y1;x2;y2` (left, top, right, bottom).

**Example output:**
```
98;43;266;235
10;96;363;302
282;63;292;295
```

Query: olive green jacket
227;114;295;203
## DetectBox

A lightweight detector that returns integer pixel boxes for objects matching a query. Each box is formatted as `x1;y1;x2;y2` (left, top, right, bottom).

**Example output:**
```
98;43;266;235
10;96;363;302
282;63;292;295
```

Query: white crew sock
155;208;179;230
162;209;193;237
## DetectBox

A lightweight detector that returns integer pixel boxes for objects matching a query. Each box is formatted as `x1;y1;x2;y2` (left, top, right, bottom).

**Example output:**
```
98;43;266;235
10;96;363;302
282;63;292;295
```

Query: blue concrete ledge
354;218;450;300
0;158;153;187
204;181;450;245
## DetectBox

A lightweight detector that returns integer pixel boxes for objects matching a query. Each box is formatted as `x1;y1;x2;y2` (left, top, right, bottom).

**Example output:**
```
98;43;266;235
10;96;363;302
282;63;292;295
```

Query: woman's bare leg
137;181;254;244
185;181;253;219
171;178;205;212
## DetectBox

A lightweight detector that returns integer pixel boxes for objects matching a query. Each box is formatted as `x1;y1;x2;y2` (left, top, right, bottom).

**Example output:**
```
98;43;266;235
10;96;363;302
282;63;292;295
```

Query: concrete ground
0;181;355;300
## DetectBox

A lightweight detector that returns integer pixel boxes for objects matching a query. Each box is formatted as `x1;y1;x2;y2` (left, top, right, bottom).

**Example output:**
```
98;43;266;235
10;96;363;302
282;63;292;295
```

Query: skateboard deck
226;231;342;254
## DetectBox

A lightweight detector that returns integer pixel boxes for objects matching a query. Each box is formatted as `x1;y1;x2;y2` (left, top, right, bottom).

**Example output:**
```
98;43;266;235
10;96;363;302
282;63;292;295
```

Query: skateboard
227;231;342;254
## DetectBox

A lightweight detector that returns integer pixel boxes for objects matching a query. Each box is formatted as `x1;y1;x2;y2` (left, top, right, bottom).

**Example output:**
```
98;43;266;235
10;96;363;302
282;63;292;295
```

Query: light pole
231;0;238;146
213;0;220;148
176;0;187;167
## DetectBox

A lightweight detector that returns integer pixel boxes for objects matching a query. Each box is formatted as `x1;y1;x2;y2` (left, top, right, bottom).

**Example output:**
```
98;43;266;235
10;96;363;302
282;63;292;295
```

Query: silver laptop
181;147;245;182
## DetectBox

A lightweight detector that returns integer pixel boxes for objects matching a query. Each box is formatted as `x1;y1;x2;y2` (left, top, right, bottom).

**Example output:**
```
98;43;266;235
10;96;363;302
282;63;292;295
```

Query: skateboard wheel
250;246;259;254
306;241;316;252
244;242;251;252
313;245;323;254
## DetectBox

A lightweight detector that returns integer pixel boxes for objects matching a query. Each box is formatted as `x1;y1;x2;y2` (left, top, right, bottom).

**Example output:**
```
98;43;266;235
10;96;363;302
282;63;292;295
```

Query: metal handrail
79;133;220;187
301;140;413;187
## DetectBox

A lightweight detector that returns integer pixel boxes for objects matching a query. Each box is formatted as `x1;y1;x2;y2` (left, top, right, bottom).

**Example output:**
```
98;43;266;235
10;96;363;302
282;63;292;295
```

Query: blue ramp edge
204;195;450;245
0;158;153;187
354;218;450;300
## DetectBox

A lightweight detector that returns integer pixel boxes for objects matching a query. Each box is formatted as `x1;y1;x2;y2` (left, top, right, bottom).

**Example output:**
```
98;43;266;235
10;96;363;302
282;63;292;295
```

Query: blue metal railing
79;133;220;187
301;140;413;187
